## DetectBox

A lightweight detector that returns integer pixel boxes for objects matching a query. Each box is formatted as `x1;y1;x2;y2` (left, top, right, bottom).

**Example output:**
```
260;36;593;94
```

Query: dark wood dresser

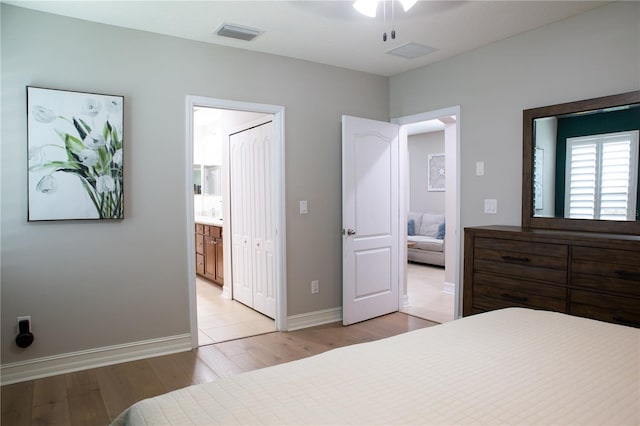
463;226;640;327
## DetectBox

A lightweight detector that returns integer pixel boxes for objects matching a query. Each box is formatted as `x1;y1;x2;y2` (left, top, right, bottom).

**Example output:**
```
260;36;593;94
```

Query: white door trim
185;96;287;349
392;106;462;319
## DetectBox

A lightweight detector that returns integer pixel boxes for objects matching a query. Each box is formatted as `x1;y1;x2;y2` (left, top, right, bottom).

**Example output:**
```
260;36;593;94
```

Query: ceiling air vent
216;23;263;41
385;42;438;59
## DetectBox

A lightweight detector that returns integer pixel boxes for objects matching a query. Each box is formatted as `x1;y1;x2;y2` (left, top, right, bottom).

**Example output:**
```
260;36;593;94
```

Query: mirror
523;90;640;234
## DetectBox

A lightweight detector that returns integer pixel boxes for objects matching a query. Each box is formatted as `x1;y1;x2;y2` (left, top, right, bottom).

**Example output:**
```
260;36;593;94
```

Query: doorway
394;107;460;322
186;96;287;349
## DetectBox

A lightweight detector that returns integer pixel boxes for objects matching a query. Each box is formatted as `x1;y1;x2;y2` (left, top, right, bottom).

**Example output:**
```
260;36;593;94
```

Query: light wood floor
1;312;436;426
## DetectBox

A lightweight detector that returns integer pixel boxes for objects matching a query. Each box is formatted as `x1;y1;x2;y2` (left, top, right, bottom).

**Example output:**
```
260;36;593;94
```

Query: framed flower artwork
27;87;124;221
428;153;445;192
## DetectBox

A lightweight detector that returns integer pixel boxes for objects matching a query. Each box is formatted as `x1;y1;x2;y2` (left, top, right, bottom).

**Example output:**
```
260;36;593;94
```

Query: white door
230;128;253;307
230;121;276;318
342;115;400;325
251;122;276;318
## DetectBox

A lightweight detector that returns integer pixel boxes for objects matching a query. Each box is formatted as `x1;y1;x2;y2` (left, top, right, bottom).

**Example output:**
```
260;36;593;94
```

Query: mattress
112;308;639;425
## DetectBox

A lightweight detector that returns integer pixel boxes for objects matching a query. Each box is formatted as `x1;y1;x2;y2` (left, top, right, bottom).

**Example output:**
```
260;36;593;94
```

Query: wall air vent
385;42;438;59
216;23;263;41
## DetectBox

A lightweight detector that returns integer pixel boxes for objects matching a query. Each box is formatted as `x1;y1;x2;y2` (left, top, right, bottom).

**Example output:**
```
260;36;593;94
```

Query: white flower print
107;98;122;114
36;175;57;194
29;147;46;168
82;98;101;117
112;149;123;168
32;105;57;123
96;175;115;193
79;149;99;167
83;130;106;149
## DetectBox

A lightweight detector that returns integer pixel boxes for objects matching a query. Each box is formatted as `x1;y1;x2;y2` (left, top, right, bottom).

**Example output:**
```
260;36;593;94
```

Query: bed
112;308;639;425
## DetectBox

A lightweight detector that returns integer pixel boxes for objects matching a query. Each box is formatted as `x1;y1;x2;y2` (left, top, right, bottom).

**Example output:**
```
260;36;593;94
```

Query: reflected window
565;130;639;220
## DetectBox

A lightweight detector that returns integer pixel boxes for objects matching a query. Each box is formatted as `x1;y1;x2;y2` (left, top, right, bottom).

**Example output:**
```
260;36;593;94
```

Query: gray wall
408;132;445;214
391;1;639;277
1;5;389;364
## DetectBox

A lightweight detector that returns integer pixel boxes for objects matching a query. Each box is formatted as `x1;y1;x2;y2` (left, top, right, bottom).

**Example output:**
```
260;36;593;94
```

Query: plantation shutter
565;131;639;220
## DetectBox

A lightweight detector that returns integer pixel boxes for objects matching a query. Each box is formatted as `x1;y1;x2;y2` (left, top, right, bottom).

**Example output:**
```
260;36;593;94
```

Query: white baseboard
287;307;342;331
1;333;191;386
443;280;455;295
402;294;410;309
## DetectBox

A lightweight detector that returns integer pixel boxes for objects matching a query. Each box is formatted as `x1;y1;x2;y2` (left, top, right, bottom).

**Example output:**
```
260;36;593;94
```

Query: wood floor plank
291;321;374;350
234;337;291;367
31;375;70;426
147;350;219;390
93;365;138;421
357;313;436;339
94;360;165;422
65;370;110;426
251;332;323;362
221;350;271;372
121;360;168;398
1;381;34;426
196;345;244;378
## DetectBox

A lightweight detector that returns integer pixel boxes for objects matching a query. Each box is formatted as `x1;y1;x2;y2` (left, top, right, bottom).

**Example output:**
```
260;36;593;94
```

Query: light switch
484;199;497;214
299;200;308;214
476;161;485;176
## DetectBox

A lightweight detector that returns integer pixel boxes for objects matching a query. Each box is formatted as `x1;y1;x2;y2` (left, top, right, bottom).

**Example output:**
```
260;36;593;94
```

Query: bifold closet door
230;121;276;319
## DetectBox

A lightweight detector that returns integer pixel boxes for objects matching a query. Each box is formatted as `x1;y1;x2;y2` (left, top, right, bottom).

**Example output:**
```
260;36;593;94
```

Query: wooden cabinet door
196;233;204;255
215;237;224;284
204;236;217;281
196;253;205;276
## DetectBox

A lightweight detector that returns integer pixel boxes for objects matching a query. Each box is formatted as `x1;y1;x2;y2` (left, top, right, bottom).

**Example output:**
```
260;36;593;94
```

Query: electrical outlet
17;316;31;333
311;280;319;294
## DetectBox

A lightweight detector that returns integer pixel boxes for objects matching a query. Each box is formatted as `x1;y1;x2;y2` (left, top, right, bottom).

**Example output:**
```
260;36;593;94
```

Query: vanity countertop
195;216;223;227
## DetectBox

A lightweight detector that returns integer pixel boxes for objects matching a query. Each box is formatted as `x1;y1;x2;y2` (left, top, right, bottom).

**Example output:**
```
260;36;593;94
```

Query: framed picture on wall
428;153;445;192
27;86;124;221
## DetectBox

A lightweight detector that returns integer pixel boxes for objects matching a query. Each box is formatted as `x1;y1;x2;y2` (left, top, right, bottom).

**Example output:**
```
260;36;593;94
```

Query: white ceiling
5;0;609;77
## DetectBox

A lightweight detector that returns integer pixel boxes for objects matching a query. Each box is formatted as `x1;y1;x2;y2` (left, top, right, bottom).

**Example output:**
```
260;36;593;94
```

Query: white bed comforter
112;308;640;425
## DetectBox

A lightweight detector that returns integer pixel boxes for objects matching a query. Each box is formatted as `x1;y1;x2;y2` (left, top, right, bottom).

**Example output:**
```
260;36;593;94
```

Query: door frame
392;105;462;319
185;96;287;349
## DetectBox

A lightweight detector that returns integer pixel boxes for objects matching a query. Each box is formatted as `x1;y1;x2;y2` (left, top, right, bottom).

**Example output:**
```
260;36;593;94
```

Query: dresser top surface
465;225;640;245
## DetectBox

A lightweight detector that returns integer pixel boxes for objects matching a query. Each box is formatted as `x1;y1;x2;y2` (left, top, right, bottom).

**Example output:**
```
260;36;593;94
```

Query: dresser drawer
473;272;567;312
474;238;568;283
195;223;204;234
572;247;640;298
570;289;640;328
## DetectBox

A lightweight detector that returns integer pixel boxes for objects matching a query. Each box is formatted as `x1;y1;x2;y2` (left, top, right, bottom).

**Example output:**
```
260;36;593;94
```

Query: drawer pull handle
615;270;640;279
613;316;640;327
502;255;530;263
501;293;529;303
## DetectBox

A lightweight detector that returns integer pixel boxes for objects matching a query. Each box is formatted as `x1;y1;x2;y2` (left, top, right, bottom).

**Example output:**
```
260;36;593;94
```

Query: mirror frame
522;90;640;234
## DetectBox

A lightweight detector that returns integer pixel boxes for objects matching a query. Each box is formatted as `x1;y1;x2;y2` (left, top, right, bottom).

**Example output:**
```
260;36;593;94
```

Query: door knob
346;228;356;236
